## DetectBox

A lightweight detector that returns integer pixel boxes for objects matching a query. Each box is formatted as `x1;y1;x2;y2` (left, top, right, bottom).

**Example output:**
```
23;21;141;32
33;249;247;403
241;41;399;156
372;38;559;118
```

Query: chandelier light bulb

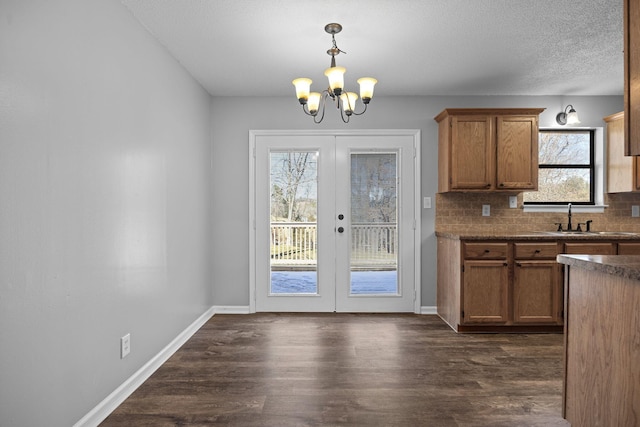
340;92;359;114
324;66;346;96
292;78;312;104
357;77;377;103
307;92;321;115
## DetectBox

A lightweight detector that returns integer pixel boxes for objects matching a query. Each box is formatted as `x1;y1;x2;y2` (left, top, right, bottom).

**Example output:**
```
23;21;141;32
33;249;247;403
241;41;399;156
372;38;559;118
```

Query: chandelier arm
312;92;329;124
301;104;314;116
350;103;369;116
339;106;351;123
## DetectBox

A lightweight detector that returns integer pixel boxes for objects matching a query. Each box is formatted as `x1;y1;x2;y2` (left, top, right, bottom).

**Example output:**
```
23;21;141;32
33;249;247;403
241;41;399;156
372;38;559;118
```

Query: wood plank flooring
100;314;569;426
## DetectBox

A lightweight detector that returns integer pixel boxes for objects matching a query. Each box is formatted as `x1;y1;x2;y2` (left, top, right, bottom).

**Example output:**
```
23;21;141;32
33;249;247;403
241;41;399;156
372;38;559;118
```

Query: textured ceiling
121;0;623;97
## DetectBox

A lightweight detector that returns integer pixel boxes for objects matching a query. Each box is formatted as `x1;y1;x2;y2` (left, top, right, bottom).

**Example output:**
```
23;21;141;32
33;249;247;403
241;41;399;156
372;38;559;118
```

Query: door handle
337;227;344;233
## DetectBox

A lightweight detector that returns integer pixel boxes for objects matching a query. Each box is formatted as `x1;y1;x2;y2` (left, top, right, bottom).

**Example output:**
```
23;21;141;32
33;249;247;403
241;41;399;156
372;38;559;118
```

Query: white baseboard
420;306;437;315
73;306;215;427
213;305;251;314
214;306;434;315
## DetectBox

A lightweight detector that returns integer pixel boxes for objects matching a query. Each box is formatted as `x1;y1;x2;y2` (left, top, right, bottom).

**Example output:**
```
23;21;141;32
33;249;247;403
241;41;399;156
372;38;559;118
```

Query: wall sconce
556;105;581;125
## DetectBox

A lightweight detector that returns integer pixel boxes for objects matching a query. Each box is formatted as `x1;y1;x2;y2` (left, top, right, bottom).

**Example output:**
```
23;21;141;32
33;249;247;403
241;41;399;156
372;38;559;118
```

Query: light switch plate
509;196;517;209
633;205;639;217
423;196;432;209
121;333;130;359
482;205;490;216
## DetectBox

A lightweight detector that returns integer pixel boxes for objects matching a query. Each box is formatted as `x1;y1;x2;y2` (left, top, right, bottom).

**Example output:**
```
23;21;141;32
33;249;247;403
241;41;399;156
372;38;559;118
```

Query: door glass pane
269;151;318;294
350;153;398;295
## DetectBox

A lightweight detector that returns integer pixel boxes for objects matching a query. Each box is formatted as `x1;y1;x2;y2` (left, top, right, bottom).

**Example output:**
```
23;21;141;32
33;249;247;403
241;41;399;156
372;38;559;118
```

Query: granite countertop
557;254;640;281
435;231;640;241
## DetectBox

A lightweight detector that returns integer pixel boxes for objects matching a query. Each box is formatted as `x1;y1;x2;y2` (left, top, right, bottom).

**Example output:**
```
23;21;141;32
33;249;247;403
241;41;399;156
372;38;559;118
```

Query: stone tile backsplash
435;192;640;233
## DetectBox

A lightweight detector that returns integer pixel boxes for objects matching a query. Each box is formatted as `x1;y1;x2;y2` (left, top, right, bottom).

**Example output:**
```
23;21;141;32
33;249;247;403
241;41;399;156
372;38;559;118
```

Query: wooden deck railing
270;222;397;268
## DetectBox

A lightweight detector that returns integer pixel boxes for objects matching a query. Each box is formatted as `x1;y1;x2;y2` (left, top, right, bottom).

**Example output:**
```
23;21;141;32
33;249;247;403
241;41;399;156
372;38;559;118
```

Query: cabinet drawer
563;242;616;255
617;242;640;255
514;242;558;259
463;242;508;259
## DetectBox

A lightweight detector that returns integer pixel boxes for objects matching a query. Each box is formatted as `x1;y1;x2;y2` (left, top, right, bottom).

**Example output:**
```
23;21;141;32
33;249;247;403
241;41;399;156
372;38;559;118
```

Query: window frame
524;129;596;206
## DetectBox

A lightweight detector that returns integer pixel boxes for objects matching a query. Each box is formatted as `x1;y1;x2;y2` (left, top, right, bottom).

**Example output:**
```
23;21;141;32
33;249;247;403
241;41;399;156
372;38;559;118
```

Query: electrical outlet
633;205;640;217
423;197;432;209
482;205;490;216
121;333;130;359
509;196;518;209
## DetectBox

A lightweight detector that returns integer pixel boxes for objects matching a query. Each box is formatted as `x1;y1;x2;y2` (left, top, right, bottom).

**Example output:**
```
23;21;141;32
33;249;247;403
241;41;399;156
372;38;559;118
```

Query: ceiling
121;0;623;98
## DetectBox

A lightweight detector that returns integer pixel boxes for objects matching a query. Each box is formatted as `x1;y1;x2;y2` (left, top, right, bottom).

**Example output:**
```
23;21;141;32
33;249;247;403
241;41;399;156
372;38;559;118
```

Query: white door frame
249;129;421;313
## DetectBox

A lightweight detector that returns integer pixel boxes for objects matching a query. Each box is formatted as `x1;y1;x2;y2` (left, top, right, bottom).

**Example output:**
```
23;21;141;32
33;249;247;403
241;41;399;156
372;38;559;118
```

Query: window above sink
524;127;605;214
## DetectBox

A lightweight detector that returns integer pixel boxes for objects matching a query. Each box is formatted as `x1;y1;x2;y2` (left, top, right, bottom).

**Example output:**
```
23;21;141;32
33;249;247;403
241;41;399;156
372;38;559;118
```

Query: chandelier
292;23;377;124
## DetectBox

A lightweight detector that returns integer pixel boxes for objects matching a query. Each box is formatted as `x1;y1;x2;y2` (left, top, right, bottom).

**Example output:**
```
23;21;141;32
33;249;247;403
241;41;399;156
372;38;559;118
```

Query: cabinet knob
534;249;541;253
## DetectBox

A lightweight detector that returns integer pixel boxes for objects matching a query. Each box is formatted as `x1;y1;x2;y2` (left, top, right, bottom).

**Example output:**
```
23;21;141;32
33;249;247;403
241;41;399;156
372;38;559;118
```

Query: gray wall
0;0;625;425
0;1;213;425
211;95;623;308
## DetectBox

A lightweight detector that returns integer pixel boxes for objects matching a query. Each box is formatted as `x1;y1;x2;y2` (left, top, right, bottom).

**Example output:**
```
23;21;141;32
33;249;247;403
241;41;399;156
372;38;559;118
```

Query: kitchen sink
539;231;640;236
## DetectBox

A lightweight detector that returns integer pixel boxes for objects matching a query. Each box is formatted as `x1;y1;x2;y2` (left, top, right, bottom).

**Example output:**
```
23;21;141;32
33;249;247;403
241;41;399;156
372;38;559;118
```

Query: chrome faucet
567;203;573;231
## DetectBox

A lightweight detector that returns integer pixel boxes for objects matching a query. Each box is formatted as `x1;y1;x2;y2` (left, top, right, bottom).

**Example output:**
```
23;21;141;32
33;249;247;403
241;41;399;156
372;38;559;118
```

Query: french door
250;130;420;312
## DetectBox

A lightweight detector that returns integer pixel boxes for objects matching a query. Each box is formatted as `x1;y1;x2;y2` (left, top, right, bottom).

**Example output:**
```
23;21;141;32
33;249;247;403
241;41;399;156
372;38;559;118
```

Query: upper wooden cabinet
624;0;640;155
606;111;640;192
435;108;544;193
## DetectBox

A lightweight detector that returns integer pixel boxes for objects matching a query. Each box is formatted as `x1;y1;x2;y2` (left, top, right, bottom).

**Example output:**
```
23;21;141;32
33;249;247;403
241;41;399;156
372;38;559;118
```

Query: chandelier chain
331;34;346;55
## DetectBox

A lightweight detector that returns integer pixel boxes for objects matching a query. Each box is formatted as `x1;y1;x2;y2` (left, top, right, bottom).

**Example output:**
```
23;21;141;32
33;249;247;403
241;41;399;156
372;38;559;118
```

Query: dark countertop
435;231;640;241
557;254;640;281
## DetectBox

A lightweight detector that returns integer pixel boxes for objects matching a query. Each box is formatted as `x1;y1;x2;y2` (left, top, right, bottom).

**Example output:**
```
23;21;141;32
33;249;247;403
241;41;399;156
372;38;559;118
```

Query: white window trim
524;127;606;214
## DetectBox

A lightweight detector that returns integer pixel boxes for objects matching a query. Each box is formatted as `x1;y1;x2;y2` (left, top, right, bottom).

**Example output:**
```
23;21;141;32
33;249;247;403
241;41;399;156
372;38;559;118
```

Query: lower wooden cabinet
513;260;560;324
437;236;640;333
462;260;509;323
437;238;563;332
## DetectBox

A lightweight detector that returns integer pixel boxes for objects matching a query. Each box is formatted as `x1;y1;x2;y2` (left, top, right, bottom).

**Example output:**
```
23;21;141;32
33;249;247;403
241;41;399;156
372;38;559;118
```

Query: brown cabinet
513;261;560;324
437;236;640;333
462;260;509;324
461;242;509;324
624;0;640;155
513;243;561;324
559;256;640;426
437;237;562;332
606;111;640;192
435;108;544;193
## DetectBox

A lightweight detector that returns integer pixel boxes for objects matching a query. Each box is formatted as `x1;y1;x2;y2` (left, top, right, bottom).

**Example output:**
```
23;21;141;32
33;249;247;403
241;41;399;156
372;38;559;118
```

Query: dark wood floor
101;314;569;426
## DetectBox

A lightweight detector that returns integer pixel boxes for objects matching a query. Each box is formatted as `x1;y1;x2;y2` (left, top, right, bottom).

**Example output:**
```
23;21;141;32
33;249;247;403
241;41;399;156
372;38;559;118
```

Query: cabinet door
495;115;538;190
624;0;640;155
462;260;508;324
513;261;561;324
450;115;493;190
605;111;640;192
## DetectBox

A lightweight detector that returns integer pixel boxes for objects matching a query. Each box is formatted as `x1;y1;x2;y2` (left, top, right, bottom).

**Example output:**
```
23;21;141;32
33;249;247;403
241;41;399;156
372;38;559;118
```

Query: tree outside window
523;130;594;205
